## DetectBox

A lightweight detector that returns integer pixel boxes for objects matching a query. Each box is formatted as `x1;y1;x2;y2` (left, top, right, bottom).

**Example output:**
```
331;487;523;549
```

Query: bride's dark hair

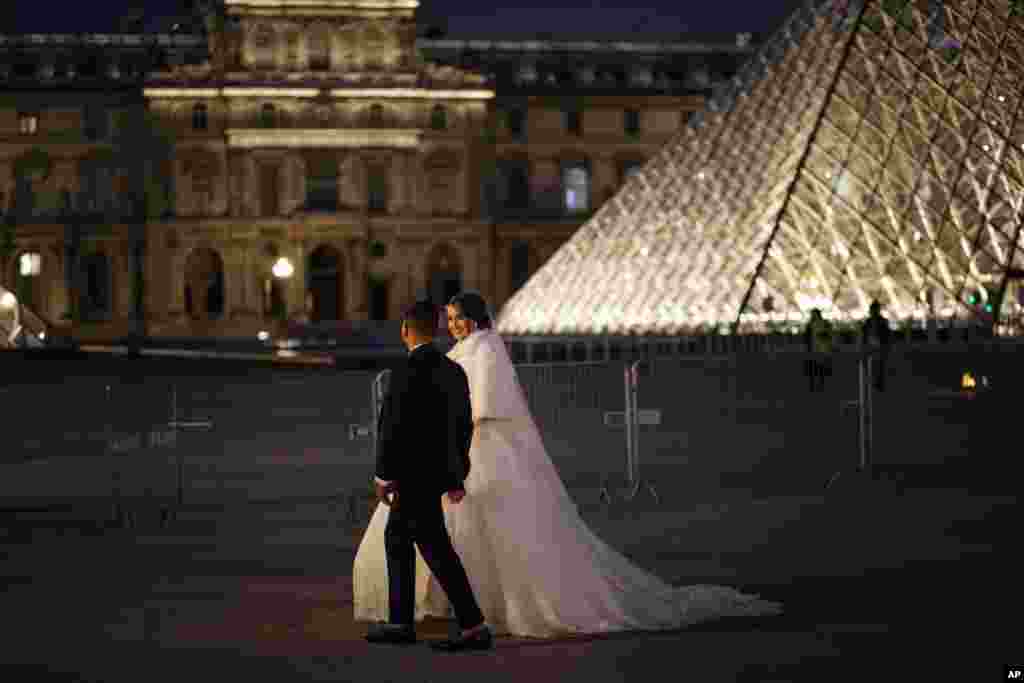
448;291;492;330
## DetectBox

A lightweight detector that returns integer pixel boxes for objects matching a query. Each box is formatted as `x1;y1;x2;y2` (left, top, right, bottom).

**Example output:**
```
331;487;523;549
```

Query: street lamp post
268;256;294;324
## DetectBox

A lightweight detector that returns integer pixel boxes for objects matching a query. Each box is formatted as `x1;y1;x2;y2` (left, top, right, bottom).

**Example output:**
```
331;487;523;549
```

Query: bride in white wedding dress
352;293;782;638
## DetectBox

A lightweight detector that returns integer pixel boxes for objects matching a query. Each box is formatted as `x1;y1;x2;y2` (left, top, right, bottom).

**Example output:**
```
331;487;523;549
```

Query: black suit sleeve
374;366;407;483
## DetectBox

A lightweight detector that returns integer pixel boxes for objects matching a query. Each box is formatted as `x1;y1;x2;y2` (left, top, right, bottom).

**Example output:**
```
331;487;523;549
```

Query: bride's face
446;304;475;341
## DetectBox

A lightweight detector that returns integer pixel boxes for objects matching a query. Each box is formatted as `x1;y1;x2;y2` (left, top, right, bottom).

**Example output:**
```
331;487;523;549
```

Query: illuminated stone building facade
0;0;750;342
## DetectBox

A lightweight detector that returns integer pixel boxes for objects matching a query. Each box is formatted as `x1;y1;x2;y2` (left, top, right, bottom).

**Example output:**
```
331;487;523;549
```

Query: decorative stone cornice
227;128;422;148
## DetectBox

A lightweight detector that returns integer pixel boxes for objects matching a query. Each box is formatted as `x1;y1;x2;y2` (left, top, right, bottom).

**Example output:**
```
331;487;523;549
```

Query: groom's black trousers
384;490;485;631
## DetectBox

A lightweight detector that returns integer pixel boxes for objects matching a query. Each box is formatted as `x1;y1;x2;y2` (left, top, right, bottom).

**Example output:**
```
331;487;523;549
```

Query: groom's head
400;300;439;350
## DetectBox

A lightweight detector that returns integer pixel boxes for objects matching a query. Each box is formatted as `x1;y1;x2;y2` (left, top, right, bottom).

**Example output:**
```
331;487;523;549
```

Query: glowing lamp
272;257;294;279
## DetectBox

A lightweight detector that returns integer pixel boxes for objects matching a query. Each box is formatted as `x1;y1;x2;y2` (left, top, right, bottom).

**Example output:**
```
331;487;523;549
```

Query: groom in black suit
366;300;492;651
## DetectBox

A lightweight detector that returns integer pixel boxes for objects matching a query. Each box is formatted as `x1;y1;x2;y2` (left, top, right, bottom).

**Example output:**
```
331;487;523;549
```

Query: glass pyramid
497;0;1024;337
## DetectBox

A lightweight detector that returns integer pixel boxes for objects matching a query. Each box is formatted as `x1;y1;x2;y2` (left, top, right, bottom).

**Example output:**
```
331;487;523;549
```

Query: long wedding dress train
352;330;781;637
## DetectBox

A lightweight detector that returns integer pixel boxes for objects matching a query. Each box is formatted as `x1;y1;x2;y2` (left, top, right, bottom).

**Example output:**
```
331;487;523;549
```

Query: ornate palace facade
0;0;750;343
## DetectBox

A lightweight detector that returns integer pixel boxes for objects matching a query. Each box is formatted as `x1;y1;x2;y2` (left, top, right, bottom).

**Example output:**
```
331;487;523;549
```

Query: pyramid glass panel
498;0;1024;337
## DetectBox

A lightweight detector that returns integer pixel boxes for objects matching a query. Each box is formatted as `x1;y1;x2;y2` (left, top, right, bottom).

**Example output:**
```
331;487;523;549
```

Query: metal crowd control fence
619;352;866;497
103;382;213;529
0;360;383;530
372;360;644;506
1;345;1006;534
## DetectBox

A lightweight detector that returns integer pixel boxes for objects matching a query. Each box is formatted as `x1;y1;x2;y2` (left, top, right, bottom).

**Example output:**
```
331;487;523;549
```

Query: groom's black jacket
375;342;473;496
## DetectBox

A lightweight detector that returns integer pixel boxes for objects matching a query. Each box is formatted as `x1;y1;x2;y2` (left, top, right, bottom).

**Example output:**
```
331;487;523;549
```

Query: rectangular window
505;108;526;140
496;160;530;211
305;155;339;211
19;113;39;135
564;108;582;136
624;109;641;137
563;164;590;213
259;163;280;217
367;166;388;213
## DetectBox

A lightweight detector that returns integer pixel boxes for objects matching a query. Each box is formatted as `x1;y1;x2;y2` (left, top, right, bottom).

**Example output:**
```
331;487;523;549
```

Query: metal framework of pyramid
497;0;1024;336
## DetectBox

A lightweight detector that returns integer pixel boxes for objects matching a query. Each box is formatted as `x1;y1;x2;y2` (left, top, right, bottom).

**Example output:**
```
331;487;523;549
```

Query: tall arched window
192;103;208;131
184;248;225;319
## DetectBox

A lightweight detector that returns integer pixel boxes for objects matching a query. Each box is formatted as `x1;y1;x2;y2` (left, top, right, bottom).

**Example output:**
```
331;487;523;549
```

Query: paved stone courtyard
1;471;1017;682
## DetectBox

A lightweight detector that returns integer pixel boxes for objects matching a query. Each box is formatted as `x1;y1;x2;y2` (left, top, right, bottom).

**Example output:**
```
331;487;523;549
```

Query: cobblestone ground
0;472;1018;682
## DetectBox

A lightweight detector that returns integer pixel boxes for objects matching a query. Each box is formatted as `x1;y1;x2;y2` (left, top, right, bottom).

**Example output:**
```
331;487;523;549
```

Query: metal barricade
620;360;659;504
104;381;213;529
370;362;636;506
513;361;633;500
631;352;863;498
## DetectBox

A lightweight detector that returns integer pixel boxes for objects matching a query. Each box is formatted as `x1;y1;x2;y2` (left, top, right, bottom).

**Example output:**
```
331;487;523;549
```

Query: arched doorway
426;242;463;307
307;244;345;322
184;247;225;319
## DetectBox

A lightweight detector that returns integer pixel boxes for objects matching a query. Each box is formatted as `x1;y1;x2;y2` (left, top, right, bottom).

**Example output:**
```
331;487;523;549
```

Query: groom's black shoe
366;622;417;645
430;625;493;652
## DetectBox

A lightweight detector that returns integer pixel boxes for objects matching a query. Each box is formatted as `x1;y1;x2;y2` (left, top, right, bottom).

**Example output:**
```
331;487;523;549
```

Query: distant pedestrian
861;300;891;392
804;308;833;393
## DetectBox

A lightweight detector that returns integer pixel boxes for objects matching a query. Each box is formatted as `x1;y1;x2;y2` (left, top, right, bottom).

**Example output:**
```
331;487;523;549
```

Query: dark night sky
4;1;806;40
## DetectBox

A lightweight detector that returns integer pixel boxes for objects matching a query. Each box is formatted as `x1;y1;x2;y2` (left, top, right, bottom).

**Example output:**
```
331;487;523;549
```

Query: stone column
283;239;305;319
114;238;133;320
224;239;246;319
46;243;67;322
345;238;366;320
228;150;245;217
169;245;187;319
405;152;419;215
